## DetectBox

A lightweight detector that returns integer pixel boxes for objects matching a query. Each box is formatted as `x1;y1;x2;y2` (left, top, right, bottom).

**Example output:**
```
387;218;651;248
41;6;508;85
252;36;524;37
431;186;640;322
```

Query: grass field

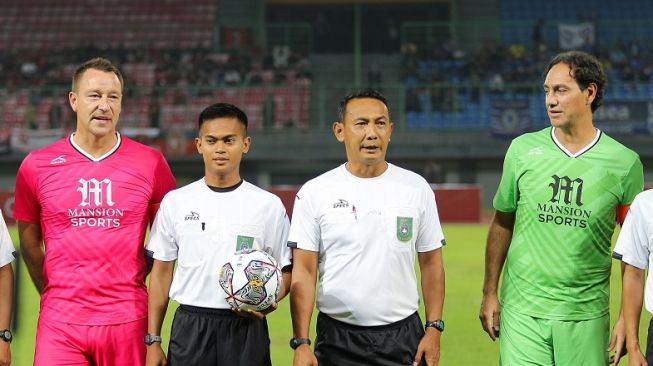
7;224;651;365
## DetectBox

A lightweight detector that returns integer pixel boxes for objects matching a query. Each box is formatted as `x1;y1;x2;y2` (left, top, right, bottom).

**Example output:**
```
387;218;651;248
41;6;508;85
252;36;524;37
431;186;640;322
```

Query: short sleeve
416;183;445;253
614;194;651;270
621;155;644;205
146;196;179;261
493;142;519;213
0;212;16;267
151;152;176;204
264;199;292;269
13;154;41;223
287;185;320;252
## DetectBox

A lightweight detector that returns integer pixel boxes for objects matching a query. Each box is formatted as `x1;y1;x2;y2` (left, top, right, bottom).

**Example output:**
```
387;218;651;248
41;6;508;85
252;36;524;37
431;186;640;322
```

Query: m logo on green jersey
396;217;413;242
549;175;583;206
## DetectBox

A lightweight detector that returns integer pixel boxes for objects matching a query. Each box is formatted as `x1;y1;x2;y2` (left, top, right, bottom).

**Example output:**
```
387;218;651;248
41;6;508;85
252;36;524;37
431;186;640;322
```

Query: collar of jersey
340;162;392;181
550;127;601;158
205;179;244;193
70;132;122;162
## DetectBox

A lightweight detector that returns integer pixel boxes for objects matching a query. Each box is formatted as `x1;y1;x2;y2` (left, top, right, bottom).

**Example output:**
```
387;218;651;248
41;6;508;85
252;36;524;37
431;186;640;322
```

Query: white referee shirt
614;189;653;314
288;163;445;326
146;179;291;309
0;210;16;267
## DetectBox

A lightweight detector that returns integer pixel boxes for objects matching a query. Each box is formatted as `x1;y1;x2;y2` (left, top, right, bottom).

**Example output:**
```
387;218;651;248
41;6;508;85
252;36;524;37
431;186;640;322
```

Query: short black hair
72;57;124;92
543;51;606;112
198;103;248;133
338;89;389;121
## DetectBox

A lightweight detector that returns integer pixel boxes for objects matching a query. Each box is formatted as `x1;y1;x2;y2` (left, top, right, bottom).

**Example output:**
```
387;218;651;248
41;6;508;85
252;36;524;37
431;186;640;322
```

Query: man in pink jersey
14;57;176;366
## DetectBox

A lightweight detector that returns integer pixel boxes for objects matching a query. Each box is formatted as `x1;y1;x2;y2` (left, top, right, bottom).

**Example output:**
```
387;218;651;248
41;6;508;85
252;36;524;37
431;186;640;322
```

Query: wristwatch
144;333;162;345
289;337;311;349
0;329;12;343
425;319;445;332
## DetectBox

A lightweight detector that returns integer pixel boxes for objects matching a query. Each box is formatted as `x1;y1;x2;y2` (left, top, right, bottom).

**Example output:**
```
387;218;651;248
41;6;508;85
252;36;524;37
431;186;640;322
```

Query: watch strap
144;333;162;345
424;319;445;332
0;329;12;343
289;337;311;349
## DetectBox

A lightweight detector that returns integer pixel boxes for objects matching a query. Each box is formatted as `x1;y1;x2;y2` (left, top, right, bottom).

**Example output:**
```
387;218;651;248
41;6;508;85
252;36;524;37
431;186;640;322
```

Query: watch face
434;320;444;331
144;334;160;345
426;320;444;332
1;330;11;341
435;320;444;331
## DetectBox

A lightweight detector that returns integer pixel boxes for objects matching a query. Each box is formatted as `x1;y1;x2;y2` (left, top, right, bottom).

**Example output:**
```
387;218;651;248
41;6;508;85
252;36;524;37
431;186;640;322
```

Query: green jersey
494;127;643;320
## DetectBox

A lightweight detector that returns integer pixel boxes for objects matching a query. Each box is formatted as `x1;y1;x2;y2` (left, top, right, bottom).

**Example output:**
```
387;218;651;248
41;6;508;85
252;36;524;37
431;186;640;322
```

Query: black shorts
314;312;426;366
167;305;271;366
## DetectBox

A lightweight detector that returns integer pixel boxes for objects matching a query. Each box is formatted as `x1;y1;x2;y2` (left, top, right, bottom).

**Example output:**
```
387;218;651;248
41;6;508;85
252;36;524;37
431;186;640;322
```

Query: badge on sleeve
236;235;254;252
396;217;413;242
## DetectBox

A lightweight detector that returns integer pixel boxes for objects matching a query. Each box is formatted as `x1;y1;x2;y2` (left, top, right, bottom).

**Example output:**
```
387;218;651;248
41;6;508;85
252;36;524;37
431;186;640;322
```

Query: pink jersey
14;133;176;325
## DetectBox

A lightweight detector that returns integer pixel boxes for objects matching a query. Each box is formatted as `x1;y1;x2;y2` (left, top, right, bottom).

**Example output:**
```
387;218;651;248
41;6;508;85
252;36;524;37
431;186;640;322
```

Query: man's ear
333;121;345;142
69;91;78;112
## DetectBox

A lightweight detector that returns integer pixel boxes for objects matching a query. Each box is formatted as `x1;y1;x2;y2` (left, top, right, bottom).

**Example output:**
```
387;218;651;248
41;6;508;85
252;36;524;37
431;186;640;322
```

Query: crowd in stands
0;45;312;94
401;32;653;119
404;39;653;95
0;45;312;133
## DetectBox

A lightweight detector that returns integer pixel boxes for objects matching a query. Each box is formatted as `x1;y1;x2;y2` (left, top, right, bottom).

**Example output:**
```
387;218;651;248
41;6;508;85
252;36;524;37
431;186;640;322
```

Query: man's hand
292;344;317;366
413;328;441;366
625;350;647;366
231;302;278;320
145;343;166;366
479;293;501;341
609;316;627;364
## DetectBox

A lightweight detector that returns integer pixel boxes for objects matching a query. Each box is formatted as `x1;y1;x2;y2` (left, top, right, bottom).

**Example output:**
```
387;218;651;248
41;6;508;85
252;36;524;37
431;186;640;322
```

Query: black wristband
289;337;311;349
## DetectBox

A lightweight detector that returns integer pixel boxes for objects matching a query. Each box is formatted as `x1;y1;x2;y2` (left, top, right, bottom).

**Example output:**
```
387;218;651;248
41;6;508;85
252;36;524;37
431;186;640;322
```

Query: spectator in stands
273;45;290;69
47;99;62;129
367;63;382;89
531;18;545;50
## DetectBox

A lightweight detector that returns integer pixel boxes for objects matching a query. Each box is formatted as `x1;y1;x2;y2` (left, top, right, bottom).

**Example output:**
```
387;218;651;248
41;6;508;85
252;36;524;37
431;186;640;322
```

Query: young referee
145;103;291;366
289;89;446;366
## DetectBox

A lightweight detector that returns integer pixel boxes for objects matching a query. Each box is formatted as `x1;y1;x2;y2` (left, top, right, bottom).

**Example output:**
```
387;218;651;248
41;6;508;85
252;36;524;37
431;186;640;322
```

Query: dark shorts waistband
318;311;420;331
178;305;236;318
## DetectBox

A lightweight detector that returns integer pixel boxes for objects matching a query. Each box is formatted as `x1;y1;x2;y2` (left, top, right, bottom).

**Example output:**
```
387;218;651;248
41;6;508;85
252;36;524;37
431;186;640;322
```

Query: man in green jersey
480;50;644;365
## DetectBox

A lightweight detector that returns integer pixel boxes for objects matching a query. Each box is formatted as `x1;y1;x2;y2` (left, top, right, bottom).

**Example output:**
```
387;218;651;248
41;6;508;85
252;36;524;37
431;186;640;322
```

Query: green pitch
8;224;650;365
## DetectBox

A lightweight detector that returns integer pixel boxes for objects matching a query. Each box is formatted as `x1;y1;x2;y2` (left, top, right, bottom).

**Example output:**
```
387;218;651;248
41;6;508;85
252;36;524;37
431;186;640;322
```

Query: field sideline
7;224;650;365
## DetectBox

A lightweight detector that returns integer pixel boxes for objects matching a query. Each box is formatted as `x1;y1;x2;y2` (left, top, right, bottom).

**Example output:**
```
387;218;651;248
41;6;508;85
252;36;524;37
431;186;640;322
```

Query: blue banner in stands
594;100;652;134
491;99;531;137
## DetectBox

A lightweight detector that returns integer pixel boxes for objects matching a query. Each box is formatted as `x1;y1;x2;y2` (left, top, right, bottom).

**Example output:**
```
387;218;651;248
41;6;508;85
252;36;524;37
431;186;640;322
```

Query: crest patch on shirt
236;235;255;252
396;217;413;242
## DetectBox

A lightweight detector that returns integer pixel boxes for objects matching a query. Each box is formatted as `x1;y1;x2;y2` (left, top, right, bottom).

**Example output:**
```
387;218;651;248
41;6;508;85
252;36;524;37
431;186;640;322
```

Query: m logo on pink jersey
77;178;115;207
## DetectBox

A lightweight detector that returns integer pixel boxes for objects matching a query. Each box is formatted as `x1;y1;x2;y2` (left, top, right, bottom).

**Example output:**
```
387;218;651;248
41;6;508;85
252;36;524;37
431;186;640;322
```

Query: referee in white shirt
289;89;446;366
145;103;291;366
613;189;653;366
0;210;16;366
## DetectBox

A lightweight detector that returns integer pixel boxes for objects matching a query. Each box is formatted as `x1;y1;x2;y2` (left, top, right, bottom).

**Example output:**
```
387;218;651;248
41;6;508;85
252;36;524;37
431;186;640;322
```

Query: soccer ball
218;250;281;312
